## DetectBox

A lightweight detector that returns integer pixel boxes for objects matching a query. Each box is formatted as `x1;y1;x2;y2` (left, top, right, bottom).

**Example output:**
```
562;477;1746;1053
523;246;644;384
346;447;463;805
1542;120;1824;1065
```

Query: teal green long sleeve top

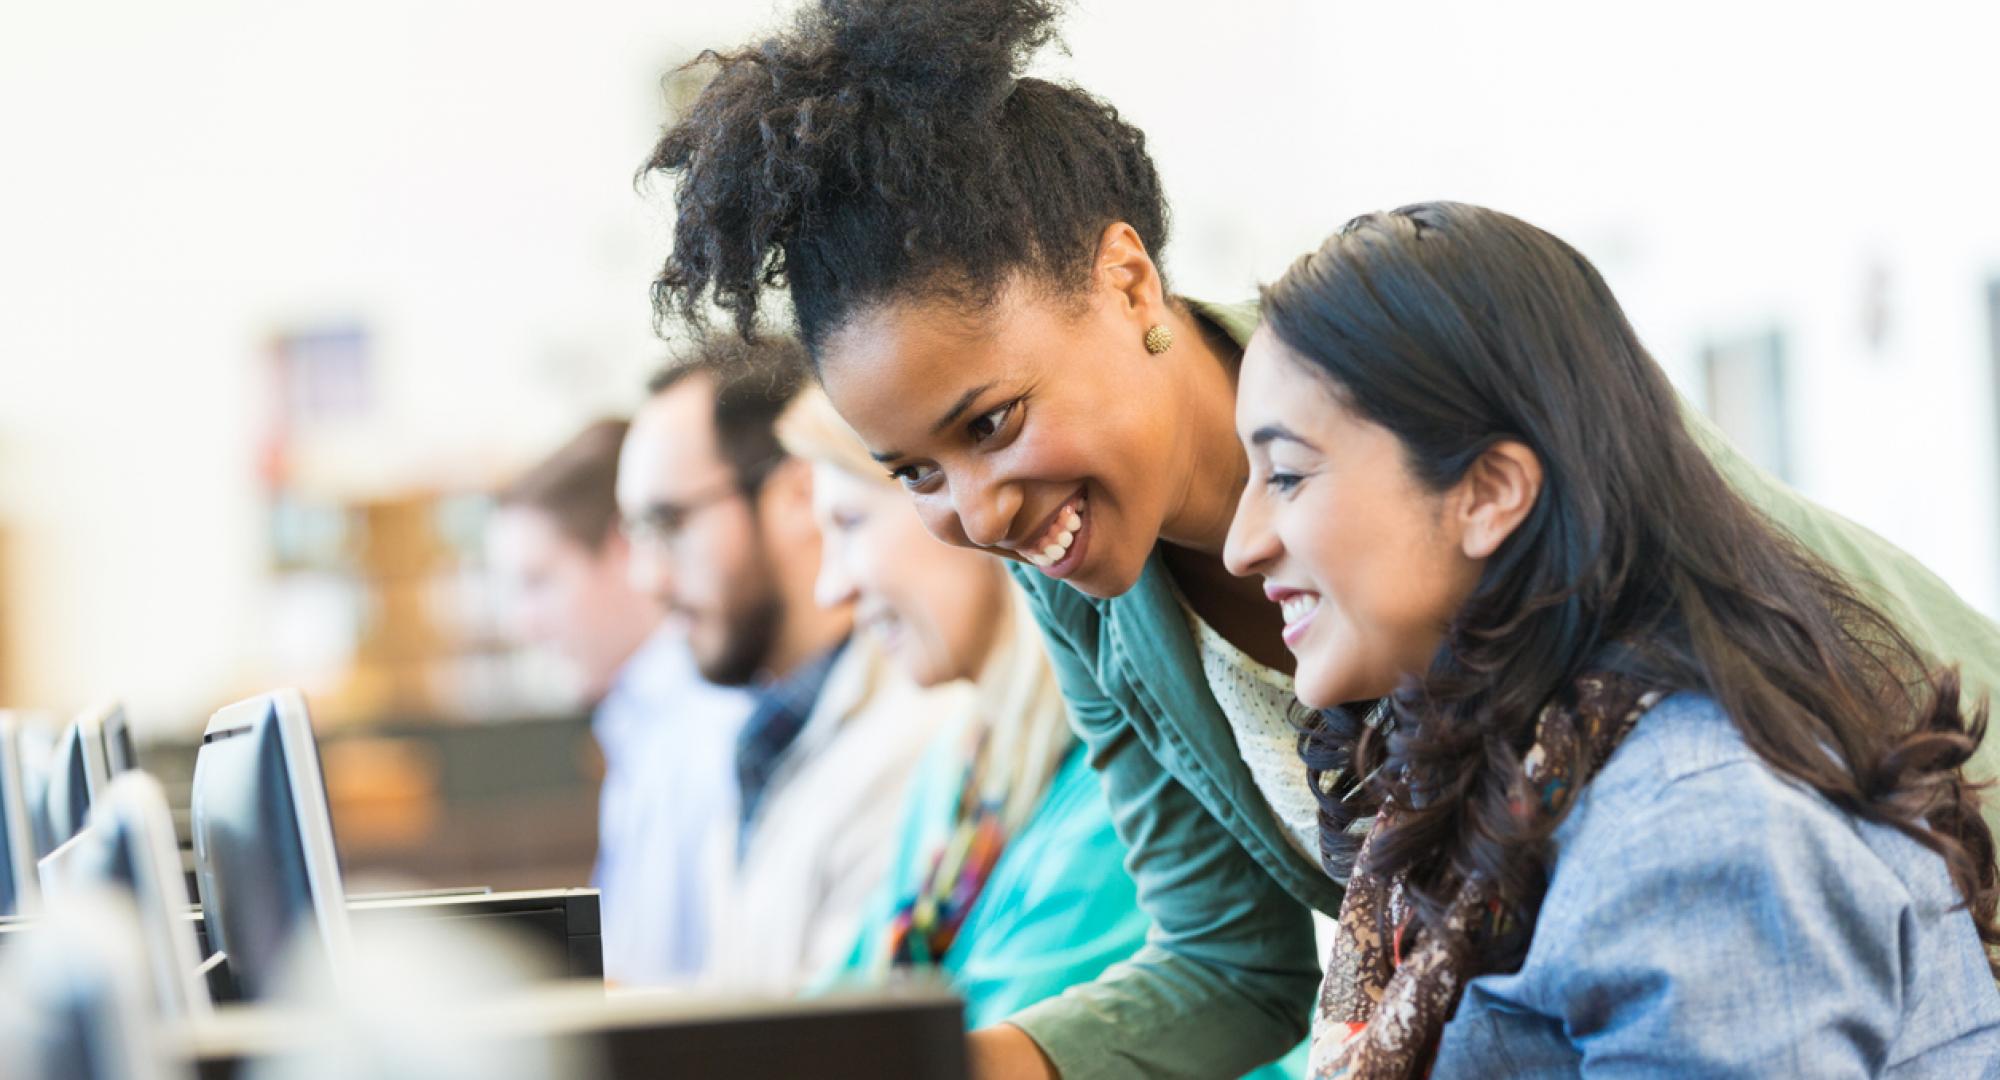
1003;299;2000;1080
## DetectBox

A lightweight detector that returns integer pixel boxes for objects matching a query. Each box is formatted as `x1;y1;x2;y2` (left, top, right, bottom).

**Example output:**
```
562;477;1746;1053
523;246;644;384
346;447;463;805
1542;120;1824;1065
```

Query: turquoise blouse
826;729;1147;1028
826;699;1309;1078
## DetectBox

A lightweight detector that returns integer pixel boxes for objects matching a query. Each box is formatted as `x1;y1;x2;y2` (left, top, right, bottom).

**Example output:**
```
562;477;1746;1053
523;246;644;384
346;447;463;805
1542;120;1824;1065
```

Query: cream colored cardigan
699;635;965;993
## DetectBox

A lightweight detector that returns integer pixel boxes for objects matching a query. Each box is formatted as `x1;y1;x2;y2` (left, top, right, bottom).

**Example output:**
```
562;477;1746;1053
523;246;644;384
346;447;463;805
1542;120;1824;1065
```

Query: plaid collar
733;637;851;855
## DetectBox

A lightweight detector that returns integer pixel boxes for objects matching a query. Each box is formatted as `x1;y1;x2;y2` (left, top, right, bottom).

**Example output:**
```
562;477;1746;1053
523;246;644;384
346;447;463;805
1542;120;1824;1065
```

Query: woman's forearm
969;1024;1059;1080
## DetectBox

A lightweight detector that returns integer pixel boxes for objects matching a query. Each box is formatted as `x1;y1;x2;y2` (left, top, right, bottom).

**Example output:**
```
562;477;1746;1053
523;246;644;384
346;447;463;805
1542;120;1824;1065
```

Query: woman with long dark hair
642;2;2000;1075
1226;201;2000;1075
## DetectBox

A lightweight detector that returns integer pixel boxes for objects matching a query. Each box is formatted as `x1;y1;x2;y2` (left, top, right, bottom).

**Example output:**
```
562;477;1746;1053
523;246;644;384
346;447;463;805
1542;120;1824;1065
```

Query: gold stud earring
1143;324;1174;355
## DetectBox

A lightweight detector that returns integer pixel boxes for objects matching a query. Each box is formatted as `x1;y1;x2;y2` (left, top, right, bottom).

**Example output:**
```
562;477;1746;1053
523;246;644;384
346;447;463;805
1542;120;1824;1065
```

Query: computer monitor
10;715;60;860
0;889;186;1080
37;773;210;1020
189;689;352;1001
0;711;42;917
43;708;114;851
98;703;139;777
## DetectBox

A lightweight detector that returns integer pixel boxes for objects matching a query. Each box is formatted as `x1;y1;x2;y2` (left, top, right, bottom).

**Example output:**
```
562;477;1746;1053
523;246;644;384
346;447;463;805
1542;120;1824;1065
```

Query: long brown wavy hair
1275;201;1999;977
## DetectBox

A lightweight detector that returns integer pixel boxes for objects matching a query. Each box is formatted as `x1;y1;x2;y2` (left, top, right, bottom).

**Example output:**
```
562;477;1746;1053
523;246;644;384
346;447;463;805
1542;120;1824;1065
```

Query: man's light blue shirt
592;627;754;985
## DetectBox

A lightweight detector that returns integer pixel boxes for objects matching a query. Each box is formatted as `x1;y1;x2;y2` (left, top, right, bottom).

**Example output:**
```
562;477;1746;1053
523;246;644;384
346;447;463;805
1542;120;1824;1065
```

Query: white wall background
4;0;1998;732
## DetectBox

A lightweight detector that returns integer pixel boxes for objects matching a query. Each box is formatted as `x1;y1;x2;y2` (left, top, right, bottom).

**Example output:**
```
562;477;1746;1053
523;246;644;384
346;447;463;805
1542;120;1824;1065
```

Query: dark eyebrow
1250;423;1320;451
869;381;1003;462
930;382;998;436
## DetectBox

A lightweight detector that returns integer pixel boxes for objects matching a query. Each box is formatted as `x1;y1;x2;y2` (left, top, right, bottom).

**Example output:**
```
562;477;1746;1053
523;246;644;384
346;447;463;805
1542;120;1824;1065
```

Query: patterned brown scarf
1309;673;1667;1079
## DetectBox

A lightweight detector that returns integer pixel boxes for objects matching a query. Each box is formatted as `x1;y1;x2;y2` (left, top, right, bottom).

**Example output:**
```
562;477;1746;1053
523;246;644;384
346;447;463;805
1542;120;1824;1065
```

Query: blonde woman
778;386;1156;1029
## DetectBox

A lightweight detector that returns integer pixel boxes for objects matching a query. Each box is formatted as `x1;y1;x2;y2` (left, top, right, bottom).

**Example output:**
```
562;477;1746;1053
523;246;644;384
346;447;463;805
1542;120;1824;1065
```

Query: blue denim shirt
1434;692;2000;1078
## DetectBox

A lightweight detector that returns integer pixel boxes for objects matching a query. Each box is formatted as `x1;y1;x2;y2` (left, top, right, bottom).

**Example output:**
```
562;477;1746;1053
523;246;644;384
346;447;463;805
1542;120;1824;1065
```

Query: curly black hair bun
816;0;1060;117
643;0;1168;357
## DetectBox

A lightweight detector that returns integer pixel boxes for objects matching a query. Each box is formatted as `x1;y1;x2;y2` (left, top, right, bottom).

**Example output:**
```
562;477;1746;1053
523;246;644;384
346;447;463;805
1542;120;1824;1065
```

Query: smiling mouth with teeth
1024;495;1086;570
1277;590;1321;648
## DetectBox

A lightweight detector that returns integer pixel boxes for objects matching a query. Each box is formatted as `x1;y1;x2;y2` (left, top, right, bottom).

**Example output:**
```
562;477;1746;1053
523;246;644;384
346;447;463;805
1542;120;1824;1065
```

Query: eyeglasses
621;478;746;552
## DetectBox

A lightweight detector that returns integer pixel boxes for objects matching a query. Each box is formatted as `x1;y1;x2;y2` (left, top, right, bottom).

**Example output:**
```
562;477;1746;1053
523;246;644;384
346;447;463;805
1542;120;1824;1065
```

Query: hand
967;1023;1059;1080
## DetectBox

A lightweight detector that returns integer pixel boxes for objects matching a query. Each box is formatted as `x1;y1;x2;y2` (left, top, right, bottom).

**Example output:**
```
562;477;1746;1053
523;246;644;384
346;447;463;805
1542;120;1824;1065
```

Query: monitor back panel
191;711;312;1000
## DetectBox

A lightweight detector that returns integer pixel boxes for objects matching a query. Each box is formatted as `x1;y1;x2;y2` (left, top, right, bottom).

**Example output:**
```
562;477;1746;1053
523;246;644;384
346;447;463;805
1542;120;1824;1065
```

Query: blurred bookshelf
264;488;570;727
241;321;598;889
258;322;574;727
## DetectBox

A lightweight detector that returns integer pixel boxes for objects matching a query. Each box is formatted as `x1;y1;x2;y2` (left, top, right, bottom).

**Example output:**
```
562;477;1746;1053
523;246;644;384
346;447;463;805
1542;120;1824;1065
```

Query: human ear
760;456;821;544
1091;221;1168;330
1455;439;1543;559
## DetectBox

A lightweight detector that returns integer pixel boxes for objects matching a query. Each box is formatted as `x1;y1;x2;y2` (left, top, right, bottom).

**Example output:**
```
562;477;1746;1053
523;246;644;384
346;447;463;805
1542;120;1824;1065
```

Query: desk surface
0;887;605;985
182;982;968;1080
